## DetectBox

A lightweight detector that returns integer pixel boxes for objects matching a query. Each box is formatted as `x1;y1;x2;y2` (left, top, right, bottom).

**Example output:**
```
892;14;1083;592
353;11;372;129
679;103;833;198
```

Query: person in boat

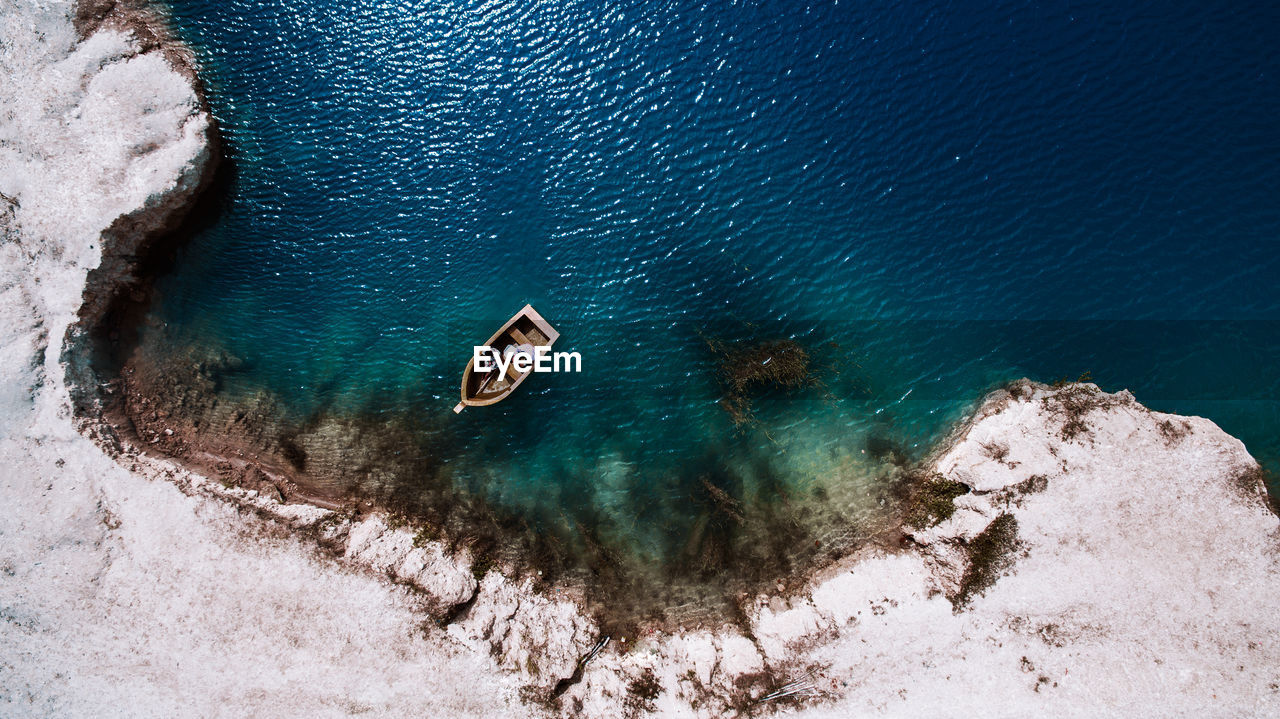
502;342;536;366
477;343;536;393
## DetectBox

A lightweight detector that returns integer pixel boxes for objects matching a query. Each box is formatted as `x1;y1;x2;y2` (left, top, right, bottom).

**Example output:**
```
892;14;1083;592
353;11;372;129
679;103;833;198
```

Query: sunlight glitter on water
138;0;1280;609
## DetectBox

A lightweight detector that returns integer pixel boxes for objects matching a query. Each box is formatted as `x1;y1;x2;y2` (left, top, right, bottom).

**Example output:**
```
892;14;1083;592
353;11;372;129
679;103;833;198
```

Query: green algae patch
903;472;970;528
470;552;495;582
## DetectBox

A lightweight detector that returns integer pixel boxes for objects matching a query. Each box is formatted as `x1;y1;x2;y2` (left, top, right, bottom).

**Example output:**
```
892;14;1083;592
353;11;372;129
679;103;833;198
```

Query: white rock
716;634;765;678
448;572;597;687
343;517;477;611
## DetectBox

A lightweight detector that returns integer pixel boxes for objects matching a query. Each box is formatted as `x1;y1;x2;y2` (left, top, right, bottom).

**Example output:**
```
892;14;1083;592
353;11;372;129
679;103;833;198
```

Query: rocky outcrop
551;381;1280;717
448;572;598;694
327;515;480;613
0;0;211;434
62;2;221;412
211;377;1267;717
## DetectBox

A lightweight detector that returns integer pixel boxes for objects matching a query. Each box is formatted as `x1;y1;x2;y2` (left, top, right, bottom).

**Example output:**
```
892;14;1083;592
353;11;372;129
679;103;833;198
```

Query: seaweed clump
701;476;745;524
709;339;814;426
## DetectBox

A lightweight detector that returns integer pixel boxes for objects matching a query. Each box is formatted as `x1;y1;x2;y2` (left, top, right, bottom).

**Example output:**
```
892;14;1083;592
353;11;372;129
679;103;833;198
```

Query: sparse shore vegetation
953;512;1021;609
1041;377;1113;442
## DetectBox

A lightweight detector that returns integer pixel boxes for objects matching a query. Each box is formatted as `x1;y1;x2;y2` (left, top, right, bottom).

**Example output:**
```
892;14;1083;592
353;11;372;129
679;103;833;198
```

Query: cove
121;0;1280;621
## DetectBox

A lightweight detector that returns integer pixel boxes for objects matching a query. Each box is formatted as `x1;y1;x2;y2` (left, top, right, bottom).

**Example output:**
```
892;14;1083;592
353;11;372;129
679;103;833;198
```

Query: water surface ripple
147;0;1280;606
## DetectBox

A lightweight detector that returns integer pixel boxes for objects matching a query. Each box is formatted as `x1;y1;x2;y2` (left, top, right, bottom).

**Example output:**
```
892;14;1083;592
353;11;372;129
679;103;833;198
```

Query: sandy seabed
3;2;1280;717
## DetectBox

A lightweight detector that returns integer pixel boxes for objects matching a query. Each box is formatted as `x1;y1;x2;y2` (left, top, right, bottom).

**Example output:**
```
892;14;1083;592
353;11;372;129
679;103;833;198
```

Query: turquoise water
148;0;1280;595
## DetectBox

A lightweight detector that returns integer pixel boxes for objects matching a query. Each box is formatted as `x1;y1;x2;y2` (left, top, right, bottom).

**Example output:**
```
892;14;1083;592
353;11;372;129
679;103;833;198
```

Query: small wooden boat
453;304;560;413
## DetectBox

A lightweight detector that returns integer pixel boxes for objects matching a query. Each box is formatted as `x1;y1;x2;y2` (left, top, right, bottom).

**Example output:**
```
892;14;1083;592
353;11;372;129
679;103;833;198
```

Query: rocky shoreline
6;1;1280;716
51;0;765;696
61;0;222;420
101;329;911;628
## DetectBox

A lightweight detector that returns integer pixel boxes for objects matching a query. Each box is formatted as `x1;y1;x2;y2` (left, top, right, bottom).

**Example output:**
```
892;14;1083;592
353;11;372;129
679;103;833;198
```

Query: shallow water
146;0;1280;599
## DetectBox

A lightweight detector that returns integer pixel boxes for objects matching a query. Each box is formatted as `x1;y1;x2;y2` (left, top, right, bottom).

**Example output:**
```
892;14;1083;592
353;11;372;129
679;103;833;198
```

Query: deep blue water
152;0;1280;574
